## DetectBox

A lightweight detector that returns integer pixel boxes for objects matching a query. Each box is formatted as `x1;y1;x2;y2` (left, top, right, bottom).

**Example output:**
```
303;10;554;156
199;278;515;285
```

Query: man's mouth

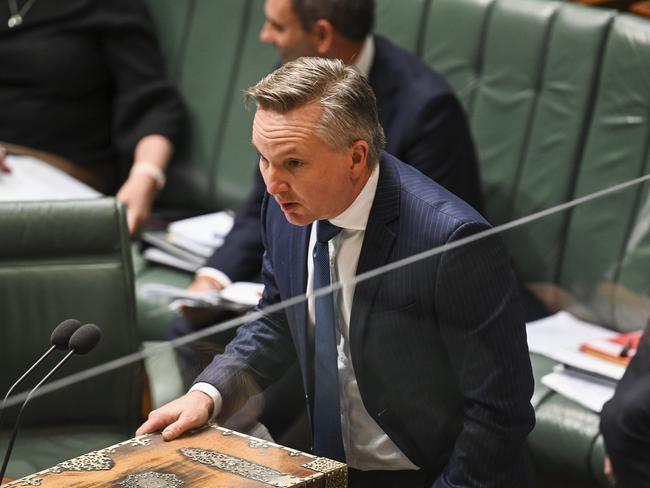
278;201;299;213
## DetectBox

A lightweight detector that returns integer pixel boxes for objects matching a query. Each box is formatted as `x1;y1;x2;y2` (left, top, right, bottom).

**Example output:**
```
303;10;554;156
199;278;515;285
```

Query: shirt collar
353;36;374;78
329;163;379;232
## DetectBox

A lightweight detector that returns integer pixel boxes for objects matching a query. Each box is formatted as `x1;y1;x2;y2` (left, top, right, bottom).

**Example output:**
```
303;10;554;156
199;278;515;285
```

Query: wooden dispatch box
3;424;347;487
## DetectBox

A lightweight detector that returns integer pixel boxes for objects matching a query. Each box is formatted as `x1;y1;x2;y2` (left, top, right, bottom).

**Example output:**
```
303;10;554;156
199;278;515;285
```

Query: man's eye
288;159;303;168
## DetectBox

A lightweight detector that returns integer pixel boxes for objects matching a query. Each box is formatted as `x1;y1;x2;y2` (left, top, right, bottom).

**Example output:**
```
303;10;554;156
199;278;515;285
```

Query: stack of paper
141;211;235;272
527;311;628;412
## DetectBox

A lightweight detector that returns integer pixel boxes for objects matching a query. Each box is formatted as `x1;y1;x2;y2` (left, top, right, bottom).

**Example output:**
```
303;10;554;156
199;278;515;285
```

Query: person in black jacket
0;0;185;234
601;326;650;488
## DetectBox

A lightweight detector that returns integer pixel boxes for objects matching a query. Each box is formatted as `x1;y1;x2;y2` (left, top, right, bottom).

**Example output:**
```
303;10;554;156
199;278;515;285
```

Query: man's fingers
161;419;189;441
135;392;213;441
136;409;178;436
0;146;10;173
161;411;206;441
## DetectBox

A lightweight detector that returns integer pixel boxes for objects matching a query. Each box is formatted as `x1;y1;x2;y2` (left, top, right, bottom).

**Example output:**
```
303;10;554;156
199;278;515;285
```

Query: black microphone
0;319;82;428
0;323;101;481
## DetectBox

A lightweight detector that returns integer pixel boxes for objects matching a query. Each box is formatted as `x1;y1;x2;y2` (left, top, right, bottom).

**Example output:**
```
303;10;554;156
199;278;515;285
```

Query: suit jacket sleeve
432;221;535;487
204;171;266;283
194;194;297;411
101;0;186;164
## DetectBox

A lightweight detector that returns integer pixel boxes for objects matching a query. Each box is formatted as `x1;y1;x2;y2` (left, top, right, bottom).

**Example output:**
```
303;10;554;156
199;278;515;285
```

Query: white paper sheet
168;211;234;248
541;365;617;413
0;155;101;201
526;311;626;381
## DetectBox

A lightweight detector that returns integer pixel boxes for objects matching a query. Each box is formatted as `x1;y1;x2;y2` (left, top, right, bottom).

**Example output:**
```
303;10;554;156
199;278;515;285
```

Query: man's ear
313;19;335;56
350;140;369;173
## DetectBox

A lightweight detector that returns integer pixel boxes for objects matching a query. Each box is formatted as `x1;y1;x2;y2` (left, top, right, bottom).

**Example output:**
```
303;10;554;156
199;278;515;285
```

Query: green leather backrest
507;5;614;285
376;0;428;54
156;0;251;211
211;0;276;211
559;13;650;328
0;199;140;430
423;0;650;328
423;0;494;113
424;0;613;285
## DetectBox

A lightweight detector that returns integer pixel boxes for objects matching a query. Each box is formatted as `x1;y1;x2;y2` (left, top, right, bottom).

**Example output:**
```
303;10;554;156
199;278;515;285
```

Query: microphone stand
0;350;75;481
0;345;56;428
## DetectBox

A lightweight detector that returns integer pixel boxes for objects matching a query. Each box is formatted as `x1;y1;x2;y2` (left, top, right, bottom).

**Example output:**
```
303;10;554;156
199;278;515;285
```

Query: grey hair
245;57;385;168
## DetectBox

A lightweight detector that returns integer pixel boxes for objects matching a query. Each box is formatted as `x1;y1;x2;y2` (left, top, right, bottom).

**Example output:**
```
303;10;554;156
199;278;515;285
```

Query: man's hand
181;275;226;325
188;275;226;293
136;390;214;441
116;172;158;235
0;146;10;173
604;456;615;486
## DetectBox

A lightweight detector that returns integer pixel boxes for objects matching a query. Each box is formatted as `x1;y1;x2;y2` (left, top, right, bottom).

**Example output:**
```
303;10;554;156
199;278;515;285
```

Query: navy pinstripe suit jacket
196;153;534;487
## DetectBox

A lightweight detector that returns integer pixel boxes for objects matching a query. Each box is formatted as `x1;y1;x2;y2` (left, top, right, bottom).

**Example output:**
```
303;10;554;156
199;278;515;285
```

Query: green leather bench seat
138;0;650;485
559;12;650;327
0;199;141;478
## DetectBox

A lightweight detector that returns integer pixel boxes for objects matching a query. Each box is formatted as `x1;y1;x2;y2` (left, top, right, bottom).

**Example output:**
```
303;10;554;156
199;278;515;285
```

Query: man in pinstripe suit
138;57;535;487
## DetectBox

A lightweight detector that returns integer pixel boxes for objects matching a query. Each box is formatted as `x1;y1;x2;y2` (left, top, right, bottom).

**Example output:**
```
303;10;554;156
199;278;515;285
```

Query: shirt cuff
196;267;232;288
189;382;223;421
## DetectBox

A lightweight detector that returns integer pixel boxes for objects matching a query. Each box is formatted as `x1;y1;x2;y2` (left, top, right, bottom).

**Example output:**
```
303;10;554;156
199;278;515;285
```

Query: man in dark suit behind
170;0;481;330
141;57;535;487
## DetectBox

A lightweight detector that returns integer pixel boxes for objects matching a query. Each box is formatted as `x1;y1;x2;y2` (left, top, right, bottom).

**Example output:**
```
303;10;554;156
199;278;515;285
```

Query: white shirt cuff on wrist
196;267;232;288
189;382;223;421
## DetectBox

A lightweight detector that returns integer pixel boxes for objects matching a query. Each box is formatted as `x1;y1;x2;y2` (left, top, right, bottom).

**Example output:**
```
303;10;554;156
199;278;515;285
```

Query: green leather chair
0;198;141;479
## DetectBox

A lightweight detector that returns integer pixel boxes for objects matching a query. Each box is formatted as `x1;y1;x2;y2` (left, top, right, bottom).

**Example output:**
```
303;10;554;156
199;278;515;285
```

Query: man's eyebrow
266;14;283;30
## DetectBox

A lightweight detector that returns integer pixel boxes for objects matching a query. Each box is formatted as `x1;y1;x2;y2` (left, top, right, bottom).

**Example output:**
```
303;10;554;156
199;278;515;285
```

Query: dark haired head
292;0;374;42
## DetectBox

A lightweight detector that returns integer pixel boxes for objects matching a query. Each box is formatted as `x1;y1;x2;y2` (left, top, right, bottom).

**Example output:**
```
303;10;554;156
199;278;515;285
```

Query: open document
0;155;101;201
526;311;627;381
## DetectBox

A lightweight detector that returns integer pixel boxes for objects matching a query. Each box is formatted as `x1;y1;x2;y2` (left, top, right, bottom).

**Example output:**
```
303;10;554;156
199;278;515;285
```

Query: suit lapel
349;156;400;361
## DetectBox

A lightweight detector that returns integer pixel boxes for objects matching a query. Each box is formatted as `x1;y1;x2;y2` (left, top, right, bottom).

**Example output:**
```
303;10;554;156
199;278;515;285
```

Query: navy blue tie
312;220;345;462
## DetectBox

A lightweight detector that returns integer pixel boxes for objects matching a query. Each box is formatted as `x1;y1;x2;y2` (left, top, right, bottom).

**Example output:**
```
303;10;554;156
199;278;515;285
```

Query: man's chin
281;209;313;227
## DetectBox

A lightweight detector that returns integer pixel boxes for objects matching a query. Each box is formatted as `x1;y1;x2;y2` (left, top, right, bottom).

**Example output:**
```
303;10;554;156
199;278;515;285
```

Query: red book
579;331;643;366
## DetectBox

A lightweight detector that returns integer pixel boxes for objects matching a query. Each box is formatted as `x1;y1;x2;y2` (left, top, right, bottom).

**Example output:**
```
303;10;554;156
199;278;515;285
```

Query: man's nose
263;165;289;196
259;22;274;45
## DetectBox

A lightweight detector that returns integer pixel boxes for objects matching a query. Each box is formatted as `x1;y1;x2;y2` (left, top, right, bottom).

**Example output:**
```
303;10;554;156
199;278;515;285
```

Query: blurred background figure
0;0;185;234
601;323;650;488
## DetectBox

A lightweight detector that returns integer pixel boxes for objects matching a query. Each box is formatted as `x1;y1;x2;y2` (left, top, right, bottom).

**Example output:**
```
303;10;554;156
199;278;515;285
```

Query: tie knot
316;220;342;243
